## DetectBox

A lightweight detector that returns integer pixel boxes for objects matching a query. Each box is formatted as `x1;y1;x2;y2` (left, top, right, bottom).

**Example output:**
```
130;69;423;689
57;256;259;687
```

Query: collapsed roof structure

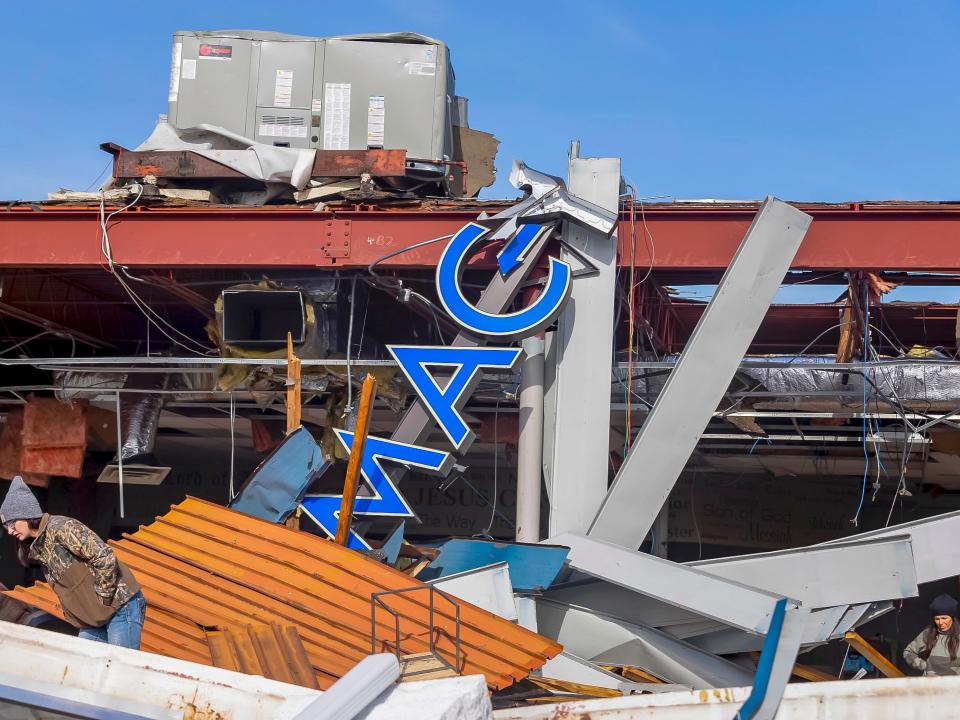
2;26;960;719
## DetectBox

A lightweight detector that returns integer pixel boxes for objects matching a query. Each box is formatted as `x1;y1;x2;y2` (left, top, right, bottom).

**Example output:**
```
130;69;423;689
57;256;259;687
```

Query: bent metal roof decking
6;497;561;690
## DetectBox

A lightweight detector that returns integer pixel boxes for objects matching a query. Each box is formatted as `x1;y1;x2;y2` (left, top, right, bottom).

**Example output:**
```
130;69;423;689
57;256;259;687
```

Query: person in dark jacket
903;594;960;676
1;476;145;649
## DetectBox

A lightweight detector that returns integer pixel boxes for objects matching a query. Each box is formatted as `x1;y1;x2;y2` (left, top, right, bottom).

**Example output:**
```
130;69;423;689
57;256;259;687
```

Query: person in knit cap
0;475;145;649
903;593;960;675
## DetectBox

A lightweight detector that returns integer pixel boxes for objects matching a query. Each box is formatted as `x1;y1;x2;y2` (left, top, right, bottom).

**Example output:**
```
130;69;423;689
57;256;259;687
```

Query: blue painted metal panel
382;522;405;565
735;597;787;720
230;427;329;523
418;538;569;592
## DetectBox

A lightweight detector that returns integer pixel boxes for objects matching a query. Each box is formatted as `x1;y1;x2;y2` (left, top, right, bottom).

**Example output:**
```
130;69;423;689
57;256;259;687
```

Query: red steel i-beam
3;202;960;270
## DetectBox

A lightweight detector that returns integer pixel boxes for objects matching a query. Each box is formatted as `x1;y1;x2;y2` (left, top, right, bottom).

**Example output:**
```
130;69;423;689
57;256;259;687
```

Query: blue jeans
78;591;145;650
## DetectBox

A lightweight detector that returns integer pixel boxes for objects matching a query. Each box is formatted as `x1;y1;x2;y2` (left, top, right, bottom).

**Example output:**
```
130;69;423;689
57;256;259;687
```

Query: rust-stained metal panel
105;144;407;181
5;497;561;690
312;149;407;178
205;623;319;689
20;398;86;478
105;144;248;181
0;409;49;487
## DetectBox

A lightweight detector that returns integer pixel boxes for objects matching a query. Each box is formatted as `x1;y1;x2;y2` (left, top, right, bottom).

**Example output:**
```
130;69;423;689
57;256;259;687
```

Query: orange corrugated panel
4;497;562;690
205;624;320;690
4;582;214;666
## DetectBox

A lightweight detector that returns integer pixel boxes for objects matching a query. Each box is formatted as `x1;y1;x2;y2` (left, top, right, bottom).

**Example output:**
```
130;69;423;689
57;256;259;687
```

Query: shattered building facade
2;27;960;718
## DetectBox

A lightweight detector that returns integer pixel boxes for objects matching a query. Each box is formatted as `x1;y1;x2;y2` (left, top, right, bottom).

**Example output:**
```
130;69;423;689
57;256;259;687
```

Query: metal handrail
370;584;462;676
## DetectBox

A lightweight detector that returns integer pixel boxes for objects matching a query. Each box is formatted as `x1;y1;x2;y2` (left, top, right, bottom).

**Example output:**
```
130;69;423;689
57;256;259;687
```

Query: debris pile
6;497;561;691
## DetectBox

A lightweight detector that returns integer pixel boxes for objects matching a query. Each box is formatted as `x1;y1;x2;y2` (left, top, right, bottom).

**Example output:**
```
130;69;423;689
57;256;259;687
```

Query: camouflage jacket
28;514;136;607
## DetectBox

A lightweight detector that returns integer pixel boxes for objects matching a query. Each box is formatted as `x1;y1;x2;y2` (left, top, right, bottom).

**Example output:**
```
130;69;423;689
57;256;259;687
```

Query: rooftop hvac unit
168;30;457;187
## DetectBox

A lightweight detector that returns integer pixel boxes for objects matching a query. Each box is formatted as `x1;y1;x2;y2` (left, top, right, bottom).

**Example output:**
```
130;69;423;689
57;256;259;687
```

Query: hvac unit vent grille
259;115;308;138
261;115;306;126
97;464;172;486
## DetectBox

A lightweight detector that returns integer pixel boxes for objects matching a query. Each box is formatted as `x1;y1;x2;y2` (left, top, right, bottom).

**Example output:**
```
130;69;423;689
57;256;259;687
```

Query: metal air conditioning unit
167;30;458;190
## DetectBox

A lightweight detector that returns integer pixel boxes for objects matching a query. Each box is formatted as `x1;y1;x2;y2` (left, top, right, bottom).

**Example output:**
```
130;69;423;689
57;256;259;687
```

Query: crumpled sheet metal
230;426;329;523
20;397;86;478
136;122;316;195
736;357;960;405
118;373;169;461
0;409;49;486
626;356;960;407
5;497;561;691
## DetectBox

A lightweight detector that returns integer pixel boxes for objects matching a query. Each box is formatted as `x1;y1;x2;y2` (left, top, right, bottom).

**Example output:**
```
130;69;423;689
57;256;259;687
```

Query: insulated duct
97;372;173;494
117;372;169;463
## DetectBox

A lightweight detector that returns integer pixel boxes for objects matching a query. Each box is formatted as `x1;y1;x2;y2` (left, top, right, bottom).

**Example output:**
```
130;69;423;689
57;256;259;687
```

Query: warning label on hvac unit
407;61;436;76
273;69;293;108
323;83;351;150
181;59;197;81
367;95;385;147
198;43;233;60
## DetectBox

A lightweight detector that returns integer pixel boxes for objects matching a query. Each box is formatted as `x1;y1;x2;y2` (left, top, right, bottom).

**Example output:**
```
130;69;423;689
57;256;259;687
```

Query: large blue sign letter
388;345;522;451
436;222;572;339
301;432;452;549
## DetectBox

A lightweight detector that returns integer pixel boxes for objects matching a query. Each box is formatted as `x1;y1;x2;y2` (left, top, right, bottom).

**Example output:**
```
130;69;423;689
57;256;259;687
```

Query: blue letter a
388;345;522;451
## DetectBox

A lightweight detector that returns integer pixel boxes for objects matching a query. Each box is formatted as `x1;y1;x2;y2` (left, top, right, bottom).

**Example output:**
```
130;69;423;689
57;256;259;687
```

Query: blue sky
1;2;958;301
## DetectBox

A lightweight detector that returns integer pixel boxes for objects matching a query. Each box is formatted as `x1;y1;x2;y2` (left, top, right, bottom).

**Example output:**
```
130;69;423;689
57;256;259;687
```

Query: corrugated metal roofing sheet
6;497;561;690
206;623;320;689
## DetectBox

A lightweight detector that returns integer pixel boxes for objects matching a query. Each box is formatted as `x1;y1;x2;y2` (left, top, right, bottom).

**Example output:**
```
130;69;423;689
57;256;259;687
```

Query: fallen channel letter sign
301;211;575;548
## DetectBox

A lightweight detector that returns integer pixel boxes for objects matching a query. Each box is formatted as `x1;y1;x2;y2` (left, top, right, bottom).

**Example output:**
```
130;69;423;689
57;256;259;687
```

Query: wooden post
334;373;377;545
286;332;301;434
844;631;905;678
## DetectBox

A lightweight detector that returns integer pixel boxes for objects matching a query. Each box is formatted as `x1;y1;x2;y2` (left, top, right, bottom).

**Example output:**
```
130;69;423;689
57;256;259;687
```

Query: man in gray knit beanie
0;476;42;526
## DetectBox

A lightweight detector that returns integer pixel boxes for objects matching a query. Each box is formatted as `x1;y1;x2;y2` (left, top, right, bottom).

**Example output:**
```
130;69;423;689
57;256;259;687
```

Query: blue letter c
436;222;572;340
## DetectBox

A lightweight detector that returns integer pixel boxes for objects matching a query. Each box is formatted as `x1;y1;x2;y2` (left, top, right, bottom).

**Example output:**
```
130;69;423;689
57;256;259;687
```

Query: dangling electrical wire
852;284;871;526
345;276;357;414
98;188;215;356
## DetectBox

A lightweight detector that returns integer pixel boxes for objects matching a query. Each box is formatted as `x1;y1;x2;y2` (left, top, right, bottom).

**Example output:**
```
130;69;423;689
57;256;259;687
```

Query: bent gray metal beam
542;152;621;536
821;510;960;585
551;533;796;634
688;601;894;656
688;535;918;608
587;197;811;548
689;605;845;655
544;579;726;634
535;597;754;690
536;651;626;690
